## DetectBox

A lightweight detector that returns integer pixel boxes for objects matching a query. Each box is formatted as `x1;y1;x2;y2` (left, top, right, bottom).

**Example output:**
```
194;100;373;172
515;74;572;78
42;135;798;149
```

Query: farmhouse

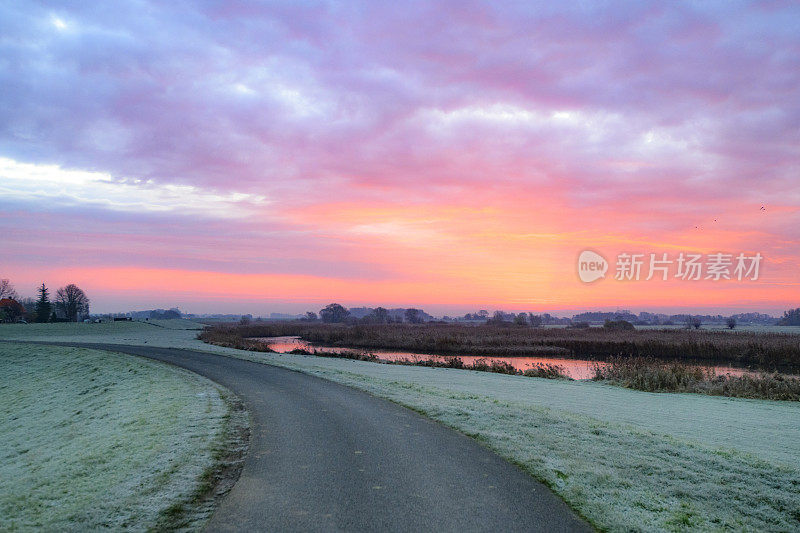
0;298;26;323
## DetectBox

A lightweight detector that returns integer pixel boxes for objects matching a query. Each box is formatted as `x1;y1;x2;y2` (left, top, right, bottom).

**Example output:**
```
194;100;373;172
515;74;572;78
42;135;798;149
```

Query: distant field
204;322;800;371
635;324;800;334
0;341;233;531
3;322;800;530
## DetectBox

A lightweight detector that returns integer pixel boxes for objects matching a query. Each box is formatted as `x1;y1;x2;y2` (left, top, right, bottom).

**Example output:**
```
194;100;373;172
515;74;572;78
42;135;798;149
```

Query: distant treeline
0;279;89;323
294;303;790;327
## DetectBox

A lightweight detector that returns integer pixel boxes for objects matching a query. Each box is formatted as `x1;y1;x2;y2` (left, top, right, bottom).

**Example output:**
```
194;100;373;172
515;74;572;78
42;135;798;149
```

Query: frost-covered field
0;342;229;531
3;321;800;530
635;324;800;334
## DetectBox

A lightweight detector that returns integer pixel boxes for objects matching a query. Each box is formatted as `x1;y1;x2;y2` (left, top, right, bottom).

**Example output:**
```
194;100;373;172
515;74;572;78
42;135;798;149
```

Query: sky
1;1;798;316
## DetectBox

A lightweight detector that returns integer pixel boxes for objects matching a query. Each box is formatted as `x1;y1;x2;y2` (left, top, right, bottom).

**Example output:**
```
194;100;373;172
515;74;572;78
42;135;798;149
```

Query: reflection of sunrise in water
252;336;764;380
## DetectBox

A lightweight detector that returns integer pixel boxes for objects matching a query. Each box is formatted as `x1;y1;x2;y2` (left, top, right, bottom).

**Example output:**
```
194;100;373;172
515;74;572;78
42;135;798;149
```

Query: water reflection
250;336;761;380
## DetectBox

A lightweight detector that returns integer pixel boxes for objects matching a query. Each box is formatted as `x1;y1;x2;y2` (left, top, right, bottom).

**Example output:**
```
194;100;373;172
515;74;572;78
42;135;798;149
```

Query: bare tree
528;313;543;327
778;308;800;326
0;279;18;300
55;284;90;322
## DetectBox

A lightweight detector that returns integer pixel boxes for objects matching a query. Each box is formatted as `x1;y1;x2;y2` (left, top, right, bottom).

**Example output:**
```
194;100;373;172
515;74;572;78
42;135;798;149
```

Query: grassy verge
202;322;800;371
593;357;800;401
152;390;249;531
0;342;248;531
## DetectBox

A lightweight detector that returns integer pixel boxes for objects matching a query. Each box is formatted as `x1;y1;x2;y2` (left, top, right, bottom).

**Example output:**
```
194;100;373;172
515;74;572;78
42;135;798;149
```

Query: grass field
2;321;799;531
0;341;241;531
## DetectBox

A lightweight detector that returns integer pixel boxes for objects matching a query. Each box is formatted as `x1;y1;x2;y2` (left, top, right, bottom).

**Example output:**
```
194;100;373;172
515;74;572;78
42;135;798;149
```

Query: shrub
523;363;571;379
593;357;800;401
603;319;635;331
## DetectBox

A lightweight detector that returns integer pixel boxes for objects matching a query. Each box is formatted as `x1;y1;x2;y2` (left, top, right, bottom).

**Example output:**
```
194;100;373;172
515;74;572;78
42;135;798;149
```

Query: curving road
35;343;591;532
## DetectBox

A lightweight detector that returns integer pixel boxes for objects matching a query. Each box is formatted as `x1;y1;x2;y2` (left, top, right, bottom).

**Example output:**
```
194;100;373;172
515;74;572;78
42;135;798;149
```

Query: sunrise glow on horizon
1;1;798;316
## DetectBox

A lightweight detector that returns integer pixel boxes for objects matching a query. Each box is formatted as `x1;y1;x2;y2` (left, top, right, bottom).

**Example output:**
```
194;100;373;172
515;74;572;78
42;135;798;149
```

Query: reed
593;357;800;401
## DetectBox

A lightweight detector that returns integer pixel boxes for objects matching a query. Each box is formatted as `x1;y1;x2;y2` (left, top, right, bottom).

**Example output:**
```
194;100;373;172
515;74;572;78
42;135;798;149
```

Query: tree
528;313;543;327
304;311;318;321
777;308;800;326
0;279;18;300
35;284;52;323
404;308;423;324
319;303;350;323
55;284;90;322
691;317;702;330
19;297;37;322
373;307;389;324
361;307;389;324
514;312;528;326
726;317;737;330
149;308;181;319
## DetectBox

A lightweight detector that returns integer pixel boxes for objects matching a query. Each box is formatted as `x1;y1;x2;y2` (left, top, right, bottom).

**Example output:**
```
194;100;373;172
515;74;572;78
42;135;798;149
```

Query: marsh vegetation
200;322;800;399
201;321;800;371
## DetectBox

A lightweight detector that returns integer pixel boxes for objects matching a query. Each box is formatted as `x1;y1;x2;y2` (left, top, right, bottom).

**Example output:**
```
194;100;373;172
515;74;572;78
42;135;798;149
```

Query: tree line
0;278;90;323
299;304;428;324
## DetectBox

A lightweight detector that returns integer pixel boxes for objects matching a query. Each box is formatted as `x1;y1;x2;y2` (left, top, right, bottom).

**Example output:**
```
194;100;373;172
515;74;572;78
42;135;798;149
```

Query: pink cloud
1;1;798;313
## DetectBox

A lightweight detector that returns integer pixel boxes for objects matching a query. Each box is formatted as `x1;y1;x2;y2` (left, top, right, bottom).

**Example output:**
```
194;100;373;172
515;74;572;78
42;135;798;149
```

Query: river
250;336;760;380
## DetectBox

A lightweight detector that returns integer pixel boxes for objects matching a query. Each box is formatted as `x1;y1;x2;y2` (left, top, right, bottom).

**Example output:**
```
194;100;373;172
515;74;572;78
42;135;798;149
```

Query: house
0;298;26;323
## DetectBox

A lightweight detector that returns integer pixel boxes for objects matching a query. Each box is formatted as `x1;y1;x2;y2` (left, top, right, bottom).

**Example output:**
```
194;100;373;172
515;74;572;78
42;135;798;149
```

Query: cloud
0;157;267;218
1;0;798;311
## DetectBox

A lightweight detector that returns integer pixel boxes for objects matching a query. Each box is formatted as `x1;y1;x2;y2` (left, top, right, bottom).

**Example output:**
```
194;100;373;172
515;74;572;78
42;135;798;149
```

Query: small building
0;298;26;323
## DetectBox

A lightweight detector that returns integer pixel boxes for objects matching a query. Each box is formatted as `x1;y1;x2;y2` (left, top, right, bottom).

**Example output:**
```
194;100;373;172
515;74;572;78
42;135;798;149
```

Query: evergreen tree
35;283;52;323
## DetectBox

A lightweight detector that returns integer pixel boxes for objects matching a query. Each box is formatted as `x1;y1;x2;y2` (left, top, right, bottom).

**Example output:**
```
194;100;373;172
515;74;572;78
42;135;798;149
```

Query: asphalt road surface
32;342;592;532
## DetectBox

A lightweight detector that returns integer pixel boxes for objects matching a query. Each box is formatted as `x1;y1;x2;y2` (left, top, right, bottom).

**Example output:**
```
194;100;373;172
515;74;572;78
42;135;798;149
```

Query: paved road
32;343;591;532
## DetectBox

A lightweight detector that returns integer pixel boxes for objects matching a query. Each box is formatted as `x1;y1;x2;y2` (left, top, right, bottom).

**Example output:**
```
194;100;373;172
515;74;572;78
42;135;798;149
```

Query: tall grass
593;357;800;401
200;322;800;371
